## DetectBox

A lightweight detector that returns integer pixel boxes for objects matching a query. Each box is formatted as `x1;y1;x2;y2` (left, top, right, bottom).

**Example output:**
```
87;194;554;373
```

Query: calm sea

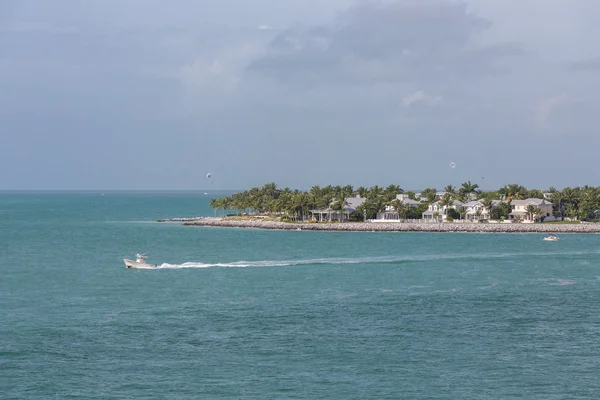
1;192;599;399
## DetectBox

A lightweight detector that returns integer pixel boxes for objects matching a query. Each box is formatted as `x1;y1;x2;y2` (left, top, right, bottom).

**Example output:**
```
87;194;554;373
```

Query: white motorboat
124;253;157;269
543;234;559;241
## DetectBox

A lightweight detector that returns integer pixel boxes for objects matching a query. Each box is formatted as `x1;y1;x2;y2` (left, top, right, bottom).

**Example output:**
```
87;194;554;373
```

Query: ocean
1;192;599;399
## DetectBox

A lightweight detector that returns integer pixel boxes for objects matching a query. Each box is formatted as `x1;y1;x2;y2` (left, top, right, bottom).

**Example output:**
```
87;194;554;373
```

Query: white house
311;195;366;222
422;200;464;221
376;194;421;220
462;200;503;221
509;198;554;221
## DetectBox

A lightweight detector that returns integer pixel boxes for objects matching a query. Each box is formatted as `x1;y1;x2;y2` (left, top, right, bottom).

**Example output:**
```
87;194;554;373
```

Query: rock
155;218;600;233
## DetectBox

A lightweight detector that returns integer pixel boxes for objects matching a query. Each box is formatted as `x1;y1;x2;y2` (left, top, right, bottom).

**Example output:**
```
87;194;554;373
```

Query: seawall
157;217;600;233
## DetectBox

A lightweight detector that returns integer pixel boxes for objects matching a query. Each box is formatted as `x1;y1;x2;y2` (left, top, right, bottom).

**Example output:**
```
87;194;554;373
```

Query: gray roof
402;198;421;206
464;200;503;207
463;200;481;207
345;197;366;209
323;196;366;213
510;198;551;206
432;200;464;206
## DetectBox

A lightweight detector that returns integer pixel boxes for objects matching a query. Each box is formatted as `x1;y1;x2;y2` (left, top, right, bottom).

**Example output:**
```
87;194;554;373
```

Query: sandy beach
157;217;600;233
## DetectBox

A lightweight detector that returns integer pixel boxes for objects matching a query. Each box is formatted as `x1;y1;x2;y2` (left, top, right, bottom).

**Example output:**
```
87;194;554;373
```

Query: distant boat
124;253;157;269
543;234;559;241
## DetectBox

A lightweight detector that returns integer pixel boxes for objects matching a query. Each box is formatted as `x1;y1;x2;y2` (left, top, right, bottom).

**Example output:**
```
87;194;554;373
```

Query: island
158;182;600;233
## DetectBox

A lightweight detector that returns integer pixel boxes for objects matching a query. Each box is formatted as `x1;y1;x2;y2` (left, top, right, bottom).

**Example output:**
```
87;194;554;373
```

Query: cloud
533;94;570;130
248;0;526;85
401;90;443;107
257;25;276;31
531;93;599;133
0;22;78;34
567;57;600;73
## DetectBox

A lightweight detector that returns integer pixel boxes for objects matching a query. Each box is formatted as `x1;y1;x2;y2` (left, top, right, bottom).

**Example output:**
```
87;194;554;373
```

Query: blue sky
1;0;600;190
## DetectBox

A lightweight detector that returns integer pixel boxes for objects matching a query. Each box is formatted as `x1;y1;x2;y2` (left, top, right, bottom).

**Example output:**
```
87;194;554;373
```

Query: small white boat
124;253;157;269
543;235;559;241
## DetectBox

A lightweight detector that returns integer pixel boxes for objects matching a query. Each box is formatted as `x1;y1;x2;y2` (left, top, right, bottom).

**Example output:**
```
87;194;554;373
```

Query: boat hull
124;258;157;269
543;237;559;241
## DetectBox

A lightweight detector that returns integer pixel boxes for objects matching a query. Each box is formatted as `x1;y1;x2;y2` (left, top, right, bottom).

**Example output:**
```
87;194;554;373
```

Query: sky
1;0;600;191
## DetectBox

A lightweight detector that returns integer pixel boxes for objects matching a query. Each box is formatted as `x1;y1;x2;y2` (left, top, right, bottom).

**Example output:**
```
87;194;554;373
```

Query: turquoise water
2;193;600;399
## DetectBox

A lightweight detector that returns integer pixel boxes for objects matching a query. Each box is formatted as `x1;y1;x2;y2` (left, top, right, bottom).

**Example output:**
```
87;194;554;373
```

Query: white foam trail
150;249;600;270
157;257;374;269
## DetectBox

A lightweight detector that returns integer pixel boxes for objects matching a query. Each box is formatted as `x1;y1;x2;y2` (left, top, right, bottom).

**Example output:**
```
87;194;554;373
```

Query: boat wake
156;257;385;269
148;249;600;270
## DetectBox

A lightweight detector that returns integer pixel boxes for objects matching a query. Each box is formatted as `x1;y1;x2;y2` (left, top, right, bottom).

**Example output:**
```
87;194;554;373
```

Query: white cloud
401;90;443;107
174;41;267;91
531;93;600;135
533;94;570;130
257;25;275;31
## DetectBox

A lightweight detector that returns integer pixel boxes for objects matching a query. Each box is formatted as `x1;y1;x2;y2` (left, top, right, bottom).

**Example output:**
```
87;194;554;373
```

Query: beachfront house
376;194;421;220
422;200;464;221
509;198;554;222
463;200;502;221
310;195;366;222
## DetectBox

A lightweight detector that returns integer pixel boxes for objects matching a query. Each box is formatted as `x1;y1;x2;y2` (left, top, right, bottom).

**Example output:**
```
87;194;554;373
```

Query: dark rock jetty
157;217;600;233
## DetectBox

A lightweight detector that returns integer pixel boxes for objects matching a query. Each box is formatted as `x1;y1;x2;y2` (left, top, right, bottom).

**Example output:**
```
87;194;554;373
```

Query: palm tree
261;182;279;199
458;206;468;221
209;198;218;217
444;185;456;196
526;189;545;199
499;184;527;201
421;188;438;203
331;194;349;222
385;184;403;201
525;205;537;222
223;197;231;215
342;185;354;199
291;193;311;221
368;185;384;199
390;199;403;220
480;198;493;220
399;203;411;220
459;181;480;201
439;194;453;218
356;186;368;198
577;189;600;220
561;187;581;210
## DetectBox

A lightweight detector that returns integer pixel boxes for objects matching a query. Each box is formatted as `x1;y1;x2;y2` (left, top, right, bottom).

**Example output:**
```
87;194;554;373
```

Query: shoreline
157;217;600;233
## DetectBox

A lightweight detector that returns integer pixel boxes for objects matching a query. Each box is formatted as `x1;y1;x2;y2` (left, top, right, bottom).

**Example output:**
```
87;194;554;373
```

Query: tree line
208;182;600;222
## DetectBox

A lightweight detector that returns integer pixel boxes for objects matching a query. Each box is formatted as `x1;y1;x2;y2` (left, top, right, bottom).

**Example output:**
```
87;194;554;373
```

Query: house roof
510;198;551;206
324;196;366;213
402;198;421;205
464;200;503;207
345;197;365;209
432;200;464;206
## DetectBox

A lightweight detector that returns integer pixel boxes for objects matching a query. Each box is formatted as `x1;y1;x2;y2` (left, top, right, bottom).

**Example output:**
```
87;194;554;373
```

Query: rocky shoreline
157;217;600;233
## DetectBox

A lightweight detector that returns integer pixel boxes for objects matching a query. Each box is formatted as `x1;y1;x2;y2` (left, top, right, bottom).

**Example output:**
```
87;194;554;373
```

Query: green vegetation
209;182;600;222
